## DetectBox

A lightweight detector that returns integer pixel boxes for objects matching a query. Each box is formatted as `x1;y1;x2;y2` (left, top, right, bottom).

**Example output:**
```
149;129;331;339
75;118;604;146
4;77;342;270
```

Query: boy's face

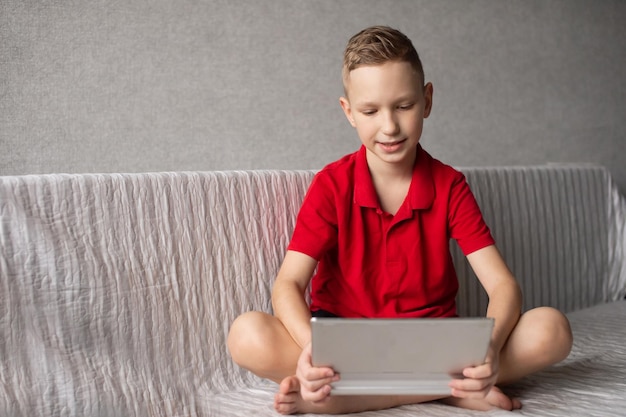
340;61;433;169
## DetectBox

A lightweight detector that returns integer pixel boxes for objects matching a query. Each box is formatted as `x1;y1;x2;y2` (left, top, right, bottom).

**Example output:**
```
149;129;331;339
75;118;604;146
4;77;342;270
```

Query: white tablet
311;317;494;395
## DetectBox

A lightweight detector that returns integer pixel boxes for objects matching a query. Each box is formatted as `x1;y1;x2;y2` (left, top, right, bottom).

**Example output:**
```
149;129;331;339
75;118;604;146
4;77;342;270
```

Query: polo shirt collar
354;144;435;212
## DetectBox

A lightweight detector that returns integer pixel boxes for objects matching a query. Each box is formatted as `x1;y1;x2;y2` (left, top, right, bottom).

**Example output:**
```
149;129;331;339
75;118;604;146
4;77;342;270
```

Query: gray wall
2;0;625;193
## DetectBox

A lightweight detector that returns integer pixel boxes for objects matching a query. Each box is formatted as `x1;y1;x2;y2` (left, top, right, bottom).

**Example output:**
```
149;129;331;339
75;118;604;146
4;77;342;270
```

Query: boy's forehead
343;61;423;98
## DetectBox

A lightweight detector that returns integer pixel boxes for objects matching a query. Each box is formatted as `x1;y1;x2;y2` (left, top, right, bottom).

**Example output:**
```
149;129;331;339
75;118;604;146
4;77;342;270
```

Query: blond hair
342;26;425;91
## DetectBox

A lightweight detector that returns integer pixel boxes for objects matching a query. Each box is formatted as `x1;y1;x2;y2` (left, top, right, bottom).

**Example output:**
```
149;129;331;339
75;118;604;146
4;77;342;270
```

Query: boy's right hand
295;342;340;403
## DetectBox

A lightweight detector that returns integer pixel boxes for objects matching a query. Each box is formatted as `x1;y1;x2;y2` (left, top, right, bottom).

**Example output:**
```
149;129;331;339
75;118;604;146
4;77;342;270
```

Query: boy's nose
381;111;400;136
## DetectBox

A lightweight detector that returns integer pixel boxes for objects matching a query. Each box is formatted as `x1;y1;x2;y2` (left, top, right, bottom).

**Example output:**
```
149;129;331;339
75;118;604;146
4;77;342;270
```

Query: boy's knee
227;311;272;364
526;306;573;362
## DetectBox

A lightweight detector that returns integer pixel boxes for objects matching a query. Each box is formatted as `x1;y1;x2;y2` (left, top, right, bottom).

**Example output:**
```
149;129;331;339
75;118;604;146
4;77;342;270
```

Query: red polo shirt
288;145;494;318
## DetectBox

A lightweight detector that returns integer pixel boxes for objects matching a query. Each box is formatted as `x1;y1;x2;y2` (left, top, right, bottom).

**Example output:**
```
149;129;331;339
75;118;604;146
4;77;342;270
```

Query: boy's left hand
448;344;499;399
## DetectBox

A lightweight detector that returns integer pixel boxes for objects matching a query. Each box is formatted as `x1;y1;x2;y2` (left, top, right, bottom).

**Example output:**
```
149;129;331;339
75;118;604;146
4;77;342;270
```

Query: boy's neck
365;147;417;216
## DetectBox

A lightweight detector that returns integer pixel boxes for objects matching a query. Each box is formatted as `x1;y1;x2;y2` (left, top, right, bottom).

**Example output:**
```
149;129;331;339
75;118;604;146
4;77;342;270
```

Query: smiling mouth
377;138;407;151
378;139;406;145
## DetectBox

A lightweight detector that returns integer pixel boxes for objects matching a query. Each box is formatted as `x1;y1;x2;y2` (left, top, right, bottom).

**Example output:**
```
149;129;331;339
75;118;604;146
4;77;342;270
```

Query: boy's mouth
377;138;407;152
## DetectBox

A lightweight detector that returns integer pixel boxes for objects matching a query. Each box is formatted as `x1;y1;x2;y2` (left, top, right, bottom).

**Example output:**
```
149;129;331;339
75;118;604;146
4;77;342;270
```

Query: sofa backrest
0;171;315;411
453;165;625;316
1;166;624;409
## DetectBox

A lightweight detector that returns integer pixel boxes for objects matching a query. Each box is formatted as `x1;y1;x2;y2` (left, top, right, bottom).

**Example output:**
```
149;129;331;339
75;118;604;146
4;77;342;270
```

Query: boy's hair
342;26;425;91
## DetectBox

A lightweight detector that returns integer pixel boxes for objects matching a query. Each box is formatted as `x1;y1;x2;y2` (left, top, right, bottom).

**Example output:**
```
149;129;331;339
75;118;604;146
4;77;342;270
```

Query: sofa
1;164;625;417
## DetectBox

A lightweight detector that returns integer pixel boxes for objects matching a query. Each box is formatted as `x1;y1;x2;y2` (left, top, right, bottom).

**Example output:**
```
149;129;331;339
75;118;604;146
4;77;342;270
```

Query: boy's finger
449;375;493;394
450;387;491;400
299;365;335;381
462;362;495;379
301;375;340;395
449;380;492;399
300;371;340;389
301;383;332;403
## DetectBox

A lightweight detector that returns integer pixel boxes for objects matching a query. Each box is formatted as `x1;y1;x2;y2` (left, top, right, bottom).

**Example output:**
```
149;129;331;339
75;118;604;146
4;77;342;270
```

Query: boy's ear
339;97;356;128
423;82;434;118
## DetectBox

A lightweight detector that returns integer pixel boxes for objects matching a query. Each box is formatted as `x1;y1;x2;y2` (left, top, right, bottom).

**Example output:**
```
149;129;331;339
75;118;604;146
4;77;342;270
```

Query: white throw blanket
1;167;625;417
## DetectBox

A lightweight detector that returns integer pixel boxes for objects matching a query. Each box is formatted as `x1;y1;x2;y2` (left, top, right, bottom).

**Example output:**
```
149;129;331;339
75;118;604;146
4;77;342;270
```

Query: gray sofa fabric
452;166;626;317
1;166;625;416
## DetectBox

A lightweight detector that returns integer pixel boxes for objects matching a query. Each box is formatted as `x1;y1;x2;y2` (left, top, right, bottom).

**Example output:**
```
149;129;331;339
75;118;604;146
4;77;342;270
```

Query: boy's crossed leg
227;308;572;415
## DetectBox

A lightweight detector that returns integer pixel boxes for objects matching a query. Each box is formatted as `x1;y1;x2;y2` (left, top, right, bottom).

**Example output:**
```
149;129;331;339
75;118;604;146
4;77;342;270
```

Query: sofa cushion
206;301;626;416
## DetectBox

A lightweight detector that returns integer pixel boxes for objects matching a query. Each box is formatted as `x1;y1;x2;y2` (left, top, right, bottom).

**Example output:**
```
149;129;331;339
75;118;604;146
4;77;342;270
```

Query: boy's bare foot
274;376;520;415
274;376;333;415
442;386;522;411
274;376;303;415
486;386;522;410
272;375;435;415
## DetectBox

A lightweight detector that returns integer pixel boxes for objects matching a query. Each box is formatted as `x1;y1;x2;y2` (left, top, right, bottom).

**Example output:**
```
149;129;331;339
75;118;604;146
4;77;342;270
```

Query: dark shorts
311;309;340;318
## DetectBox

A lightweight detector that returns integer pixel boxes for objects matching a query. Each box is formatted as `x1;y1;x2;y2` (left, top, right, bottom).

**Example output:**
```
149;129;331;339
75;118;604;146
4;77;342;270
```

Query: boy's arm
273;250;340;403
271;250;318;348
467;244;522;353
449;244;522;398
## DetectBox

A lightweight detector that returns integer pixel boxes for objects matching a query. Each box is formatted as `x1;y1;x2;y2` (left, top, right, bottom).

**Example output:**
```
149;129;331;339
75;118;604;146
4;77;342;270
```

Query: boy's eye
398;103;415;110
361;109;377;116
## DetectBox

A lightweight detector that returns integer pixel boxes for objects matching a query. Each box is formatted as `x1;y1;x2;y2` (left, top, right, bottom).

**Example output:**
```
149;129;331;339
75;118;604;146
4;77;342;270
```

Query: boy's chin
367;147;416;166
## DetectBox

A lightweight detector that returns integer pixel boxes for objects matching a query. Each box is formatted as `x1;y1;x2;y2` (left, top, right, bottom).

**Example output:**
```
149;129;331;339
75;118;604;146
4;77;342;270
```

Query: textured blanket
1;167;625;416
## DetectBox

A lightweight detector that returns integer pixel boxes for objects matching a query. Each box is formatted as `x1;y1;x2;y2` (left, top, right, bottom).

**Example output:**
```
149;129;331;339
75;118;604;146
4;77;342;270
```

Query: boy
227;26;573;414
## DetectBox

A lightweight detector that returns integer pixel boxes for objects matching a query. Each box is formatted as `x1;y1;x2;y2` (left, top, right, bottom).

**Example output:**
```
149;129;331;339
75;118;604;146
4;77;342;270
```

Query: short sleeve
447;173;495;255
287;172;339;260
